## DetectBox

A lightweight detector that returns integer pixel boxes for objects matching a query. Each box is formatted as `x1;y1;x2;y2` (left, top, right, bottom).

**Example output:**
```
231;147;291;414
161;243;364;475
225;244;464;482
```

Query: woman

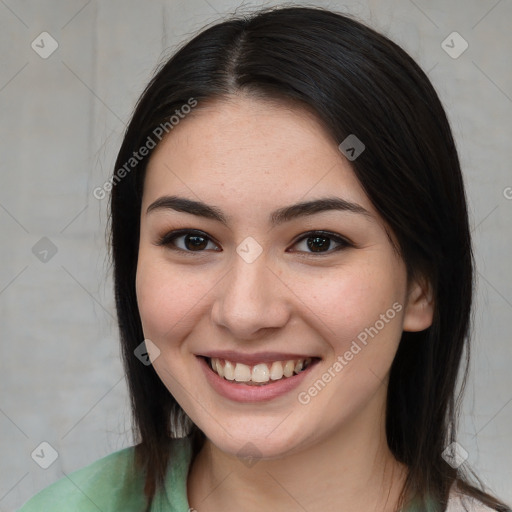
18;6;511;512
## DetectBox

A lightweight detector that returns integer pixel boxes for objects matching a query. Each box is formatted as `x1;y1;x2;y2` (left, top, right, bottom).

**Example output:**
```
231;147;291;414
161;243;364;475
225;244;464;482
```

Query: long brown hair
109;6;510;511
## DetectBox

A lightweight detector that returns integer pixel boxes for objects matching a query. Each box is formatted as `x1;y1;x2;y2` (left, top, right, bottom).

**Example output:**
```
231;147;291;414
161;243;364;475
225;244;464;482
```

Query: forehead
143;95;374;216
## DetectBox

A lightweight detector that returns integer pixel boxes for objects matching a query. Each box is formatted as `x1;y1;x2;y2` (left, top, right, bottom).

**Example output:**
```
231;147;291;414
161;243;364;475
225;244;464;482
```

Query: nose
211;251;291;340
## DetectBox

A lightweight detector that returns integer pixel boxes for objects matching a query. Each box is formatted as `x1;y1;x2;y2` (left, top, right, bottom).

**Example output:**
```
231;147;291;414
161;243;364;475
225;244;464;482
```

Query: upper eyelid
156;228;220;247
292;230;351;243
288;231;352;252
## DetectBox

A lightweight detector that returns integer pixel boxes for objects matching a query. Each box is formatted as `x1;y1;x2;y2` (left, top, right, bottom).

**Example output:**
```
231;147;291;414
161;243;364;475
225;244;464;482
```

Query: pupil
186;235;207;250
307;236;330;252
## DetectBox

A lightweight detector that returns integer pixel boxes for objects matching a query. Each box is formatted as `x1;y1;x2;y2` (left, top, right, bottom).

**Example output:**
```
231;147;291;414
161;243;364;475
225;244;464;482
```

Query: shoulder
17;446;147;512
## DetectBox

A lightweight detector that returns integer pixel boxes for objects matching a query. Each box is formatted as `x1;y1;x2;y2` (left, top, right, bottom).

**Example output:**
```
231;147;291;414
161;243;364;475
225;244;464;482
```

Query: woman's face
136;96;432;459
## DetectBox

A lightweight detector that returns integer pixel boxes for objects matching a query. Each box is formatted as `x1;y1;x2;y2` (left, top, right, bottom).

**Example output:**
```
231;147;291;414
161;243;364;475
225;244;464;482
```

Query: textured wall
1;1;511;510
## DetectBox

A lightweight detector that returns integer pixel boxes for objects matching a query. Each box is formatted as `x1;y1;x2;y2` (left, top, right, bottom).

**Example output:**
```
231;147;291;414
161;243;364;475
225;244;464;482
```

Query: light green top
18;437;192;512
18;435;492;512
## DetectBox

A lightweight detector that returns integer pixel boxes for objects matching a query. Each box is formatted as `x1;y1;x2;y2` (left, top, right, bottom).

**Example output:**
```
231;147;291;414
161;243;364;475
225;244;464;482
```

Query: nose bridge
212;250;289;337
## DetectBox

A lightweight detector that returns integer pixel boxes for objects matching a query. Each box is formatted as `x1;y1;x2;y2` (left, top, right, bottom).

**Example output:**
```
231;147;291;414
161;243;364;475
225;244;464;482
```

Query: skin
136;93;434;512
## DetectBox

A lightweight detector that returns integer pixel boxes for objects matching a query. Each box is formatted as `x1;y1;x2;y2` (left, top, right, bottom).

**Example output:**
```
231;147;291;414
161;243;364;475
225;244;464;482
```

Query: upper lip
197;351;319;366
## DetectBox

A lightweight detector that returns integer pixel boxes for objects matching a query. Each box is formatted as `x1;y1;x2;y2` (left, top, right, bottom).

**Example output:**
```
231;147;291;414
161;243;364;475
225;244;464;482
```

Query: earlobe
402;278;434;332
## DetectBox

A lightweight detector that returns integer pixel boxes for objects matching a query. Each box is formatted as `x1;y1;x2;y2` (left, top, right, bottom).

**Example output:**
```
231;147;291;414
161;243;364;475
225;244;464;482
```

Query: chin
199;419;313;461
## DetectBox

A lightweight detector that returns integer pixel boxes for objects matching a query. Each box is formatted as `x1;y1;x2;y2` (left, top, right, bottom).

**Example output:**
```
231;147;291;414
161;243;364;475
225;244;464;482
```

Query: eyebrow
146;195;372;226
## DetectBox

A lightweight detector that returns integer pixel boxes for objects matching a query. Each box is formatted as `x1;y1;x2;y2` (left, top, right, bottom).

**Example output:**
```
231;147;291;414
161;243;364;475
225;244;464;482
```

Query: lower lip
198;356;318;403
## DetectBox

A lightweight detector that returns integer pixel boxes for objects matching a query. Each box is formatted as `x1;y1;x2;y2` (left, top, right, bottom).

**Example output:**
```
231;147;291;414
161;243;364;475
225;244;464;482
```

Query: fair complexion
136;94;434;512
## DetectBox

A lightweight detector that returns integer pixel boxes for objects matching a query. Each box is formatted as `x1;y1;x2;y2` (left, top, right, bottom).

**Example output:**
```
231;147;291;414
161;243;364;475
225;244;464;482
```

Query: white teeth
252;364;270;383
234;363;251;382
283;360;295;377
223;360;235;380
209;357;313;384
214;359;224;378
270;361;284;380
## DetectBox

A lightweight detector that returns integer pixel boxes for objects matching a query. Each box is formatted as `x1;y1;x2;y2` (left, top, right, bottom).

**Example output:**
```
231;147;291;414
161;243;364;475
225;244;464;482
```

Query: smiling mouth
202;356;320;386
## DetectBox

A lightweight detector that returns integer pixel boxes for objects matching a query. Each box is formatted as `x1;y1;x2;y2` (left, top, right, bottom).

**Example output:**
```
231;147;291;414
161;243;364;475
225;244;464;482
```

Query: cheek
292;264;406;424
135;255;212;342
288;261;405;351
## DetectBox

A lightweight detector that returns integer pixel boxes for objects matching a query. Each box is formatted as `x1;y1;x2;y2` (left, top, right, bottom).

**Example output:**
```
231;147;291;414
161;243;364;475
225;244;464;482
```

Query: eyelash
155;229;352;256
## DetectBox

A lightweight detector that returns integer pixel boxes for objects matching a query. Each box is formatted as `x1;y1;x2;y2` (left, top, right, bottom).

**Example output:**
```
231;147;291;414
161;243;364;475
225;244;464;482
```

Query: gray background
1;1;511;510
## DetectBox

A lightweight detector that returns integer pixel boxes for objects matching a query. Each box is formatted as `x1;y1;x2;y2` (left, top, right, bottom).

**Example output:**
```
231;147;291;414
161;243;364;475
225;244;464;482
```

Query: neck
187;387;408;512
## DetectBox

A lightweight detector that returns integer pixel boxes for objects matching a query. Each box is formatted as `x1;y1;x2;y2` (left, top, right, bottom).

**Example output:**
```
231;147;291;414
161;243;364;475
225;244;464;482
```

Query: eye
156;229;221;253
156;229;351;255
288;231;352;254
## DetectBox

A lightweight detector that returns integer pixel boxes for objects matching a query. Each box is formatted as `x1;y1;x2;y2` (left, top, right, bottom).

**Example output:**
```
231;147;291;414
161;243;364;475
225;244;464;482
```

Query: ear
402;276;434;332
